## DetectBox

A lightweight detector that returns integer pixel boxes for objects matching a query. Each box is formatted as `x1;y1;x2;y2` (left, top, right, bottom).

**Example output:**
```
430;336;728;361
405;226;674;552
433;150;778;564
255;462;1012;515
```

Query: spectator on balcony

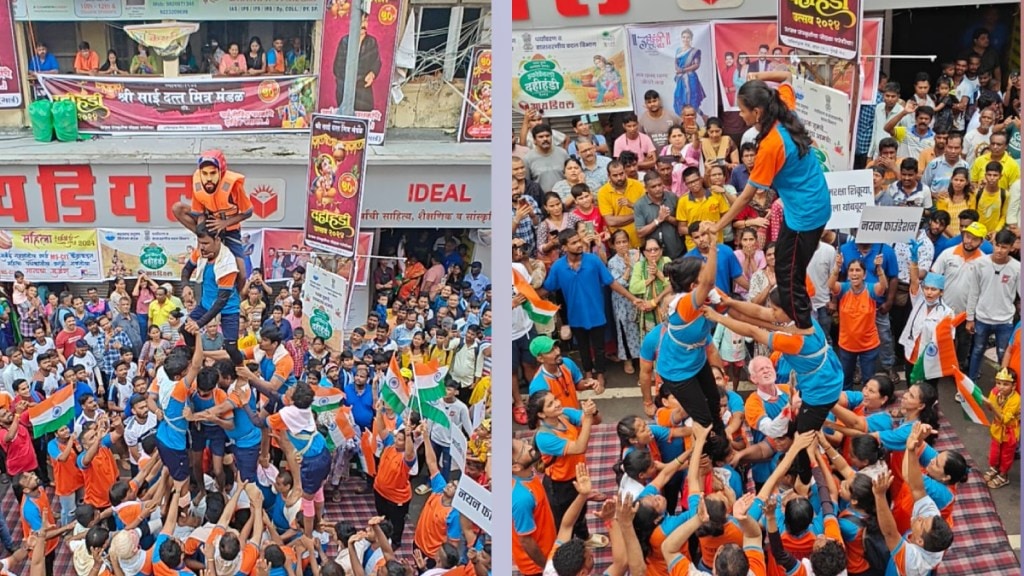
73;41;99;75
219;42;247;76
130;44;156;75
28;43;59;75
245;36;267;76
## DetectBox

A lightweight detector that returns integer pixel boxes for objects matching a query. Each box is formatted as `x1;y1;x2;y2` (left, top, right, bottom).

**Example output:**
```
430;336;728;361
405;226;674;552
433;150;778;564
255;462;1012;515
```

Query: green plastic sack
28;99;53;143
51;99;80;142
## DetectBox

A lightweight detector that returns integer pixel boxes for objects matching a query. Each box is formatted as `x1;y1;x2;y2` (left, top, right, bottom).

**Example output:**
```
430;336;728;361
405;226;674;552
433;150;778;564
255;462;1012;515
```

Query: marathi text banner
0;229;101;282
97;228;198;280
37;74;317;135
513;26;633;116
12;0;322;20
458;47;492;143
305;114;369;256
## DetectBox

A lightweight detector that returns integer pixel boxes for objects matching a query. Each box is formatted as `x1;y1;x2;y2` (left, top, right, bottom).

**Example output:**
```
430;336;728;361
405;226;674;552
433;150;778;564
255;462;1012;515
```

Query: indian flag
514;267;559;324
382;355;411;415
413;359;448;403
29;385;74;438
358;429;377;477
311;386;345;414
414;397;452;429
322;406;357;451
953;371;990;427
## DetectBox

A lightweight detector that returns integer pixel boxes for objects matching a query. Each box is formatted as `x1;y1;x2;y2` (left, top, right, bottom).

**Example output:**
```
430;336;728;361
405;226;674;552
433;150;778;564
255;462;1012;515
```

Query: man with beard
525;124;571;192
633;171;683;259
883;101;936;161
597;160;645;248
932;221;987;370
638;90;681;149
171;150;253;289
333;9;381;112
527;335;599;411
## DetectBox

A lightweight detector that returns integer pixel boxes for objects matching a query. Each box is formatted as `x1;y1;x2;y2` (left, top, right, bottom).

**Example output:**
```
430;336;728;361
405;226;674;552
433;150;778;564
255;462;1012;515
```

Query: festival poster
316;0;404;146
512;26;633;116
260;229;372;283
300;263;351;351
304;114;369;257
792;77;851;172
37;74;316;134
0;0;22;108
0;229;101;282
711;18;881;111
12;0;322;20
625;23;717;120
458;47;492;142
778;0;862;61
97;228;196;280
261;229;314;282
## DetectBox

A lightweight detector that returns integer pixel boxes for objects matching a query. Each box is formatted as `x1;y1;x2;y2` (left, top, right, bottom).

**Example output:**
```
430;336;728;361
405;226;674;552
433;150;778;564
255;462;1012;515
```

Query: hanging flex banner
712;18;882;110
512;26;633;116
316;0;404;145
626;22;717;120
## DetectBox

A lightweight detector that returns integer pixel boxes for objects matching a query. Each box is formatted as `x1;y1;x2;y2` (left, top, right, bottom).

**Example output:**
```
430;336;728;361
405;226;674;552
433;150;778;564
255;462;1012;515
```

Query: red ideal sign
0;164;295;227
0;0;22;108
778;0;862;60
513;0;630;21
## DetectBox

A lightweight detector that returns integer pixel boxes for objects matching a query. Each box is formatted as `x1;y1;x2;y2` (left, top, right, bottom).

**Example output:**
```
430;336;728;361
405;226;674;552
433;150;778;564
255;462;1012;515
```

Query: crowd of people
0;152;493;576
512;33;1021;576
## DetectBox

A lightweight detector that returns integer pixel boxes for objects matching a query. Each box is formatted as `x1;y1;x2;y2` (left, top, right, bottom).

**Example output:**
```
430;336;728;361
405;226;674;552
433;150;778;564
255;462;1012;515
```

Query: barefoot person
172;149;253;289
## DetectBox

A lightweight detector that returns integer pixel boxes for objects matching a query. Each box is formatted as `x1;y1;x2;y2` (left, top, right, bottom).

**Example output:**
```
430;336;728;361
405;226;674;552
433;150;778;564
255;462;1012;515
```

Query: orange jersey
414;480;455;557
375;445;412;505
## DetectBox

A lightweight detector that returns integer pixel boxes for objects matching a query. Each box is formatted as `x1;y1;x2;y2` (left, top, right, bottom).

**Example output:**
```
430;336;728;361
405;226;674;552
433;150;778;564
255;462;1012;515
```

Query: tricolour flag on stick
413;359;448;403
415;396;452;429
358;429;377;477
29;385;74;439
382;355;411;414
910;313;964;383
514;267;559;324
953;371;990;426
311;386;345;414
323;406;357;451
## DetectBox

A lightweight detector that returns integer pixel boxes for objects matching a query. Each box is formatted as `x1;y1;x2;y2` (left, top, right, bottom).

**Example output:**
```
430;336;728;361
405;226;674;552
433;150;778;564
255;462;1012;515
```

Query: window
412;4;488;80
26;22;78;72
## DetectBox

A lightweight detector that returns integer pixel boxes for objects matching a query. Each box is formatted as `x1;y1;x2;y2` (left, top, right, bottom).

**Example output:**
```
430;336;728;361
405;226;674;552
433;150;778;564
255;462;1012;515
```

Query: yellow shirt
988;390;1020;443
970;153;1020;191
675;191;728;251
238;329;258;350
974;189;1008;235
597;178;645;248
147;298;177;328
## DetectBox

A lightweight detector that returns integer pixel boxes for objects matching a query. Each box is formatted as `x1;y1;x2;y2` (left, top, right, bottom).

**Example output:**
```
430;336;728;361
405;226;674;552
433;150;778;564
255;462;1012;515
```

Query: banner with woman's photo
625;23;717;122
512;26;633;115
260;228;372;285
711;18;882;111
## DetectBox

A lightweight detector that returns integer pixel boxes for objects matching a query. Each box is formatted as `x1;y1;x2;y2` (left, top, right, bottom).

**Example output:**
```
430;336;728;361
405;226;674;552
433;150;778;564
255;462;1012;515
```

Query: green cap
529;335;557;358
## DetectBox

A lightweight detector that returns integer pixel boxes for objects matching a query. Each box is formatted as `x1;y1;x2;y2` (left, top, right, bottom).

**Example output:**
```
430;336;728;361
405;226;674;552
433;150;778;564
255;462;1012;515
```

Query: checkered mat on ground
0;479;391;572
515;412;1019;576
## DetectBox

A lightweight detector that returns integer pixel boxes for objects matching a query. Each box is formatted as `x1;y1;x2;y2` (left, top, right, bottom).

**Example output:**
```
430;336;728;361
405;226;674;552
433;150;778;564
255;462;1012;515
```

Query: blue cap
923;272;945;290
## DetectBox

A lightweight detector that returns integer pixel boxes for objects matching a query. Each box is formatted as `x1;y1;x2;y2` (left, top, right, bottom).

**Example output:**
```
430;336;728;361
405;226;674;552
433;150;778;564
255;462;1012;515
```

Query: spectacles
645;247;661;252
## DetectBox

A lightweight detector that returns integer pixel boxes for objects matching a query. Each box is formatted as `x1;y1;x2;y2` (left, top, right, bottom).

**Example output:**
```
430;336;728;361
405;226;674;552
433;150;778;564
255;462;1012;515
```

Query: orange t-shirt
414;479;455;556
837;284;881;353
49;438;84;497
374;445;412;505
698;521;744;567
21;490;59;555
79;442;119;508
206;527;260;574
511;474;556;575
74;50;99;72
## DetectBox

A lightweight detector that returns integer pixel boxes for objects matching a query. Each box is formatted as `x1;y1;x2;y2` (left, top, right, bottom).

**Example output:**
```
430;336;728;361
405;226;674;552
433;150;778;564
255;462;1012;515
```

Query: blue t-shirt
535;408;583;457
512;475;541;536
155;380;190;451
543;253;614;329
684;245;743;295
749;122;831;232
29;54;59;72
529;358;584;397
655;292;714;382
199;255;241;315
225;388;262;449
768;319;843;406
344;383;375;430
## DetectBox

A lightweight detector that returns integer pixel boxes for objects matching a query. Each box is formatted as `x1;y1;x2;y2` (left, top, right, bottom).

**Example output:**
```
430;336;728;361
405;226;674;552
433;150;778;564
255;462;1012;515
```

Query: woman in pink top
661;125;700;197
733;227;766;298
219;42;247;76
132;274;158;335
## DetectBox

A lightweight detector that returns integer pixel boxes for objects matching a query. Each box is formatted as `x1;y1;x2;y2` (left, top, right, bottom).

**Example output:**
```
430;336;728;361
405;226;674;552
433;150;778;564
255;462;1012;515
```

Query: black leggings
661;361;725;437
573;324;607;375
545;475;590;541
794;400;837;482
775;222;825;330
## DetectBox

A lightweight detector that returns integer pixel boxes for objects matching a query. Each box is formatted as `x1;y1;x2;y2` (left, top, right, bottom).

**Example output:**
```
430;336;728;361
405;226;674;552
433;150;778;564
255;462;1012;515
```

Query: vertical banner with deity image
304;114;370;257
625;23;717;120
458;46;492;142
317;0;404;145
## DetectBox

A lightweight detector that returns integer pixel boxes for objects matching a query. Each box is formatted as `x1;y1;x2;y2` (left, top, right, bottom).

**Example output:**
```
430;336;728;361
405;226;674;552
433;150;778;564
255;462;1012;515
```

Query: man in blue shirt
28;44;59;74
539;228;642;383
466;261;490;300
685;221;746;295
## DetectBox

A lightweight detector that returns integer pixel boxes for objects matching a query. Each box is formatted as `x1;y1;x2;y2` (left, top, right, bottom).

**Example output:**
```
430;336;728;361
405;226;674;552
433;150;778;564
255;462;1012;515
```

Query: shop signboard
36;74;317;135
0;229;101;282
316;0;404;145
0;0;22;108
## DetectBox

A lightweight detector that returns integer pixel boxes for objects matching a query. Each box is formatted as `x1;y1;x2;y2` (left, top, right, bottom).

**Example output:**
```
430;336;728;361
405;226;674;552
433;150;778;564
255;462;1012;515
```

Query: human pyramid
10;149;490;576
514;72;994;576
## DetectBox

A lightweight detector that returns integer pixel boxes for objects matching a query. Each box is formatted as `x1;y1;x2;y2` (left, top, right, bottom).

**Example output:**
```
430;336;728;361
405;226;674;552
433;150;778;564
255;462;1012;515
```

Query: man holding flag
512;256;551;425
416;358;472;484
2;387;40;502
